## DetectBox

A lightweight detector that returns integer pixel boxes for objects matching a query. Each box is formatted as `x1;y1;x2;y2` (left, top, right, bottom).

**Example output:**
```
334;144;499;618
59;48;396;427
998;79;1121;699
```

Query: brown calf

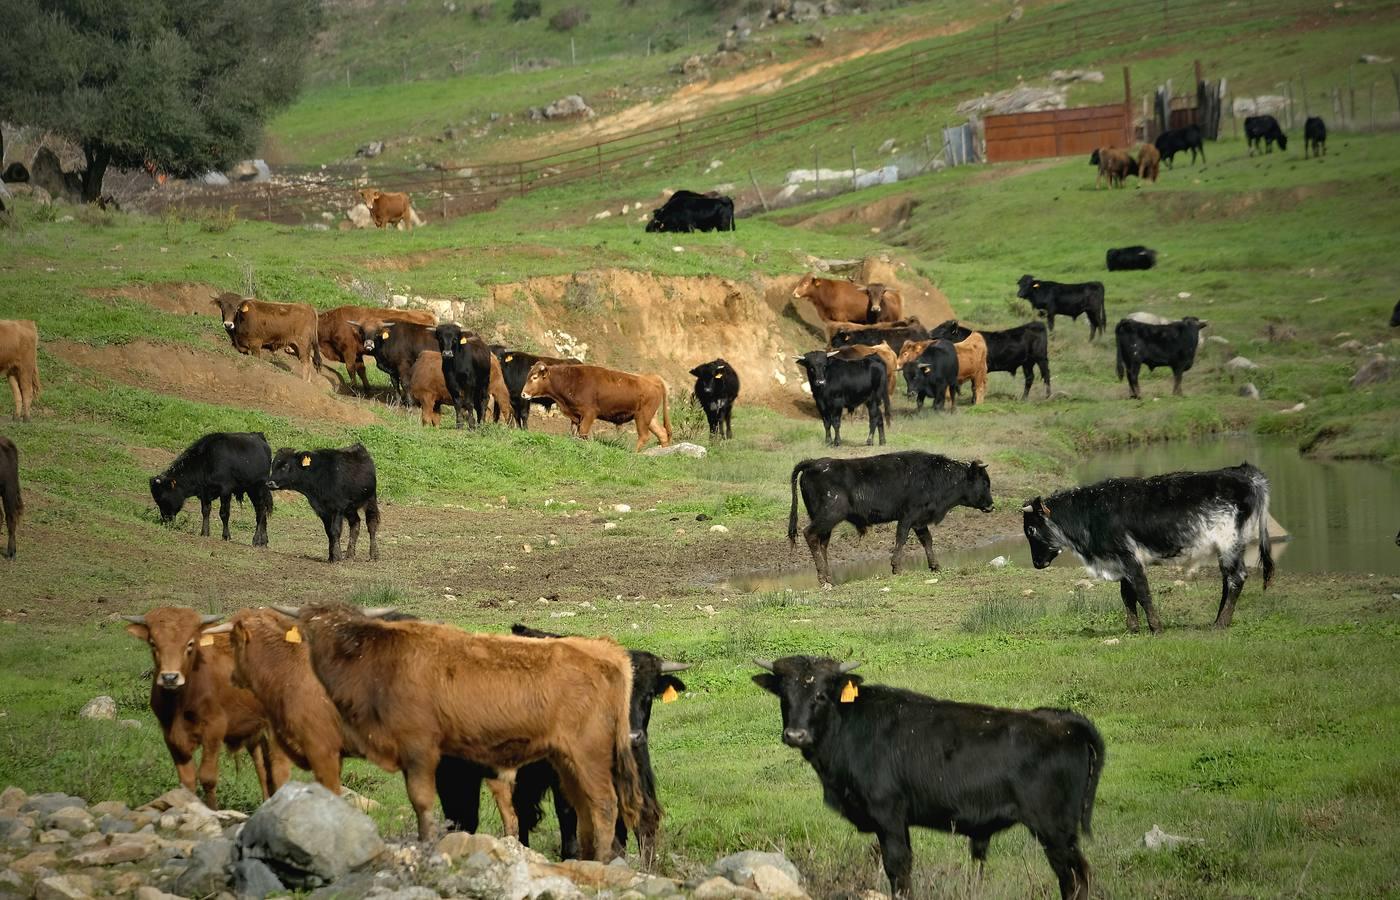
358;188;415;229
318;306;436;391
211;293;321;382
277;604;645;857
0;320;40;421
827;342;899;404
522;363;671;452
123;607;287;808
794;274;903;326
0;436;19;558
1137;144;1161;183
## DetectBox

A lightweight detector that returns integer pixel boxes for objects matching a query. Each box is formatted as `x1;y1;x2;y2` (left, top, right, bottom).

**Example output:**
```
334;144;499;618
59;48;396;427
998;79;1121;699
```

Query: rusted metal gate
984;103;1131;162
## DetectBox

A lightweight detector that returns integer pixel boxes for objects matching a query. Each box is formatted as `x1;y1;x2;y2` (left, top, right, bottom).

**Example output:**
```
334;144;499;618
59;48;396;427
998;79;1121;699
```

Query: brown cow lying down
123;607;288;808
0;319;40;421
793;274;904;326
275;603;645;857
522;362;672;452
211;293;321;381
319;306;435;391
409;351;512;427
358;188;415;229
827;342;899;404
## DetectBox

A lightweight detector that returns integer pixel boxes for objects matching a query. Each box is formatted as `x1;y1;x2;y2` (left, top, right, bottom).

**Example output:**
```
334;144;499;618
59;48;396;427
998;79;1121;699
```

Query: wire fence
137;0;1398;226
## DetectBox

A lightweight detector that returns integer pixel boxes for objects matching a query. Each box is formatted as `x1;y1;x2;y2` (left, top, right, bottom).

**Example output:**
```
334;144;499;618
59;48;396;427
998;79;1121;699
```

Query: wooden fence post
1393;69;1400;121
264;186;272;221
1285;80;1294;129
1123;67;1133;146
1349;66;1356;127
748;170;769;213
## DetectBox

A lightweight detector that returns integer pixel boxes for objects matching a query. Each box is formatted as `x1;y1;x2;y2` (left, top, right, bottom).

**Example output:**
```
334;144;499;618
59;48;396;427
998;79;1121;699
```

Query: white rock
709;524;730;534
79;696;117;721
1282;402;1307;413
603;522;618;531
1225;356;1259;370
1143;824;1203;850
612;504;632;513
1177;291;1192;299
592;210;612;220
988;556;1008;567
641;442;707;458
1102;638;1121;646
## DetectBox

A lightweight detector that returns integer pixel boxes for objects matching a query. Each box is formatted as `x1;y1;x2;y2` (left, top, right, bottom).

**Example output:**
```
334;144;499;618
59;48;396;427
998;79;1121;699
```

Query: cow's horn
753;658;775;672
837;660;862;674
202;622;234;635
1022;503;1034;512
121;614;147;625
200;613;223;626
660;661;690;674
362;606;398;618
271;605;302;618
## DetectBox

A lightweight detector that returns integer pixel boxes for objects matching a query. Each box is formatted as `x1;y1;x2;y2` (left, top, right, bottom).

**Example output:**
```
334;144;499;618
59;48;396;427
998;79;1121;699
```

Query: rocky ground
0;782;825;900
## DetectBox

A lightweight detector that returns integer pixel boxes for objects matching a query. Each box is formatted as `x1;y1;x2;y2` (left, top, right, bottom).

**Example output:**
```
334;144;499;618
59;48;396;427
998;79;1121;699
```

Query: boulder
0;786;26;811
346;203;374;229
1350;355;1393;388
231;858;285;899
1050;69;1104;83
142;788;201;813
711;851;802;889
29;148;83;203
173;836;234;897
1126;311;1171;326
237;782;383;888
1143;824;1202;850
543;95;594;120
641;441;707;458
356;141;384;159
750;864;807;898
69;842;152;866
1238;383;1260;400
79;696;117;721
227;160;270;183
34;875;95;900
1225;356;1259;370
20;794;85;818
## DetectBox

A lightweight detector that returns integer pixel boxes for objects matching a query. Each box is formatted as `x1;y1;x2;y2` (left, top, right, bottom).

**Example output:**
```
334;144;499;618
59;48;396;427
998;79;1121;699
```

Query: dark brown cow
0;435;19;559
0;319;40;421
275;603;645;857
358;188;415;229
123;607;288;808
794;275;903;325
1091;147;1136;189
521;363;671;452
1137;144;1161;183
211;293;321;381
318;306;436;391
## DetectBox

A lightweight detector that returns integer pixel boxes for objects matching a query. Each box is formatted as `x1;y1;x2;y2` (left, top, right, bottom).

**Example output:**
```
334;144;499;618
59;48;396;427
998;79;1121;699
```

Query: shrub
470;2;493;20
509;0;540;20
548;6;589;30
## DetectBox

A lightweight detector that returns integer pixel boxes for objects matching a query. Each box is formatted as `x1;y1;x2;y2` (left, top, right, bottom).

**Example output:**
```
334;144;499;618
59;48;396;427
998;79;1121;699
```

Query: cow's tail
1079;716;1107;837
660;383;672;444
611;664;646;835
788;460;813;544
1252;466;1274;589
312;338;322;371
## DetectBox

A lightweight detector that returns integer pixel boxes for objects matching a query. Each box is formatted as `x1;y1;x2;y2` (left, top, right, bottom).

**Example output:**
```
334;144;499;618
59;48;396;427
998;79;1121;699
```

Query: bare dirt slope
88;282;225;316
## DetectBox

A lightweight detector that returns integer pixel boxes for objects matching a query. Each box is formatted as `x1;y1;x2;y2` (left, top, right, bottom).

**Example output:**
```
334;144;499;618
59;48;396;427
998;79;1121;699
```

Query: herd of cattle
1090;114;1327;190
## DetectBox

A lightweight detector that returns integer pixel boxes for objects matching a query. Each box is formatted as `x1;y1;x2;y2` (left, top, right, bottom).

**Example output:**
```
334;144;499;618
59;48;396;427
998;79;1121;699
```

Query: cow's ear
300;454;312;468
125;622;149;642
752;673;781;695
689;366;703;377
657;674;687;700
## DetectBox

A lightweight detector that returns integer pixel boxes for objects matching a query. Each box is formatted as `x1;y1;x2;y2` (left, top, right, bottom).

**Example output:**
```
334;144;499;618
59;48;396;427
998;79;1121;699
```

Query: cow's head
1021;496;1064;569
1276;133;1288;151
1015;275;1037;300
962;460;995;513
211;292;247;332
791;274;816;300
689;359;729;384
124;608;224;690
794;351;829;388
644;214;666;233
149;473;187;523
929;320;963;342
626;652;690;746
202;608;301;692
753;656;862;750
1180;316;1209;338
363;322;396;354
435;323;467;360
865;284;888;320
358;188;382;208
896;339;930;368
267;448;316;492
520;361;553;400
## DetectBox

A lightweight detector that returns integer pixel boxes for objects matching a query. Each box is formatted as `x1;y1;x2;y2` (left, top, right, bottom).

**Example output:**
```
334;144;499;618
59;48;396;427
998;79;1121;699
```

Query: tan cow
952;333;989;405
358;188;415;230
0;320;40;421
123;607;288;808
522;362;671;452
318;306;435;391
863;283;905;323
1093;147;1136;189
827;341;899;405
793;274;903;326
1137;144;1161;183
211;293;321;381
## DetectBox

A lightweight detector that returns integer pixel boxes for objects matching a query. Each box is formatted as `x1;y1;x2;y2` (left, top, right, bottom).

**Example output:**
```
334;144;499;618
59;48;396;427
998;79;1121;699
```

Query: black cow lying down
753;656;1104;900
1114;316;1207;399
1106;246;1156;271
267;443;380;562
1022;463;1274;633
645;190;735;233
789;451;993;585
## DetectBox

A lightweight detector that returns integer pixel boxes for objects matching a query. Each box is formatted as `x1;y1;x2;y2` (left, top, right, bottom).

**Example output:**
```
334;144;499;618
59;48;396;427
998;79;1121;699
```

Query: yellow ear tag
239;302;250;313
381;331;390;340
504;354;514;362
714;372;724;380
199;634;215;647
459;336;468;345
300;455;311;467
284;626;302;644
840;681;858;703
661;685;679;704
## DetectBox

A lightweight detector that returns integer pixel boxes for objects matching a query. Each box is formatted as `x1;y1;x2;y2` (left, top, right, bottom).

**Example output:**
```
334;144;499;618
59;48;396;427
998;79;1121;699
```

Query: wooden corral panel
985;104;1131;163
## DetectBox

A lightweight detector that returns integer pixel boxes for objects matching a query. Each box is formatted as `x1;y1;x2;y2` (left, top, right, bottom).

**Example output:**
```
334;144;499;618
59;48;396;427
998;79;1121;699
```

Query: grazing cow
1089;147;1136;188
267;444;379;562
521;363;671;452
491;348;581;429
689;359;740;438
1136;144;1161;183
1245;115;1288;154
122;607;287;808
1304;116;1327;159
150;432;273;546
1153;125;1206;168
830;321;930;356
901;340;960;412
1114;316;1208;399
357;321;438;403
752;656;1103;900
1017;276;1107;339
827;342;898;404
930;320;1050;399
794;351;888;447
645;190;735;233
274;603;645;856
1022;463;1274;632
789;452;993;584
317;306;436;392
434;324;494;428
0;436;20;559
0;319;40;421
358;188;415;229
210;293;321;382
1105;246;1156;271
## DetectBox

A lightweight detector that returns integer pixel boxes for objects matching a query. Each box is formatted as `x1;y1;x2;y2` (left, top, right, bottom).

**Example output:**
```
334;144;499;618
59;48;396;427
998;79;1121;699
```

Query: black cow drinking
930;320;1050;399
795;350;888;447
267;444;380;563
788;451;993;585
434;324;492;429
150;432;273;547
753;656;1104;899
1114;316;1207;399
689;358;740;438
1016;276;1106;339
1022;463;1274;632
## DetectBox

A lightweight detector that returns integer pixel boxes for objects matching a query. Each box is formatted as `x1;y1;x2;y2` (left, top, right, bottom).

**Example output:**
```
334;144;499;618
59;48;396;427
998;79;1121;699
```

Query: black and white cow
1016;276;1106;339
788;451;993;585
267;444;380;563
150;432;273;546
794;350;888;447
689;358;739;438
752;656;1104;900
434;323;492;429
644;190;735;233
1245;115;1288;154
1114;316;1207;399
1105;246;1156;271
1021;463;1274;633
930;320;1050;399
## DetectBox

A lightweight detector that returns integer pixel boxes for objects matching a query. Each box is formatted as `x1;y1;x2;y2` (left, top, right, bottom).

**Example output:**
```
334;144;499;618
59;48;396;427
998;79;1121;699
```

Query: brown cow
1093;147;1136;189
123;607;287;808
0;320;40;421
863;283;904;323
408;350;512;427
275;603;645;857
0;435;19;559
794;275;903;326
951;332;989;405
827;342;899;404
1137;144;1161;183
358;188;415;230
211;293;321;382
522;363;671;452
318;306;436;391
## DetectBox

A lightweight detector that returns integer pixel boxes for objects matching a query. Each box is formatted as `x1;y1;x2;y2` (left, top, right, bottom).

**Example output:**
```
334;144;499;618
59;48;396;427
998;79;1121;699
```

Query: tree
0;0;321;201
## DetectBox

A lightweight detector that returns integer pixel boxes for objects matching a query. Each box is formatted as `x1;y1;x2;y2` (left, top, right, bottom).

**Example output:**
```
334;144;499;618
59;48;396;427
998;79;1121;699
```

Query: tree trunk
81;144;110;203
